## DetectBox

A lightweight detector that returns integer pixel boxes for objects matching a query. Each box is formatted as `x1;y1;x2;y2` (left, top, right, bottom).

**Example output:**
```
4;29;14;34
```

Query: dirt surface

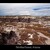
0;16;50;45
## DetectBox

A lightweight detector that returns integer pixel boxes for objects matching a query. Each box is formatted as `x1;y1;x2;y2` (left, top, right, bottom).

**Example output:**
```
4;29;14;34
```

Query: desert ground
0;15;50;45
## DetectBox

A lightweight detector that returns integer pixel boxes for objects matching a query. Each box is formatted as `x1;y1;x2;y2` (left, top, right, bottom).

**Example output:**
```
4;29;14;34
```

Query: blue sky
0;3;50;16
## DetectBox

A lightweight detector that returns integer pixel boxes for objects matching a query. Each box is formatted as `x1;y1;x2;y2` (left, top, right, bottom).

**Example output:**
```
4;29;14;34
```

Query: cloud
0;3;50;16
19;11;31;15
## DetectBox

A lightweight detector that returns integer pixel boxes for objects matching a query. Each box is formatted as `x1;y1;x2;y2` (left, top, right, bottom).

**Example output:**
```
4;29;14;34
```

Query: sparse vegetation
0;15;50;45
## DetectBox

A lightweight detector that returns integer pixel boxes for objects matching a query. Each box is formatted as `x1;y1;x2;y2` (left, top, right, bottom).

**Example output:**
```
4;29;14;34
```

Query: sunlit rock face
2;24;17;32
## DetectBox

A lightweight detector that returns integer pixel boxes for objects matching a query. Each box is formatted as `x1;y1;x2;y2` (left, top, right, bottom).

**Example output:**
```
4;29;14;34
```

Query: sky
0;3;50;16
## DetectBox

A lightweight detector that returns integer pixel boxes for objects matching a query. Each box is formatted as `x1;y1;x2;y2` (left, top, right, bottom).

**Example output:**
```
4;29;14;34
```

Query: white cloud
0;3;50;16
19;11;31;15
